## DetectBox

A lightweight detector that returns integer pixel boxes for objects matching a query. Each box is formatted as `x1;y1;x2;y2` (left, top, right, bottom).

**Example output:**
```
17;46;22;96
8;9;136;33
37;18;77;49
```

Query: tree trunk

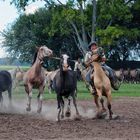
91;0;96;42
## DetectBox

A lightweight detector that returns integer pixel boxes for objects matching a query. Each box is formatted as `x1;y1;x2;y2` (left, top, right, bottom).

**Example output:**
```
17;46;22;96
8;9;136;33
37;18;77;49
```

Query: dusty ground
0;97;140;140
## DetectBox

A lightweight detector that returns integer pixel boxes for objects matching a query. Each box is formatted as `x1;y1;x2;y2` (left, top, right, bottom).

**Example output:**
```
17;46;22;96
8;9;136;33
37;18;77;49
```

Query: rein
51;56;76;63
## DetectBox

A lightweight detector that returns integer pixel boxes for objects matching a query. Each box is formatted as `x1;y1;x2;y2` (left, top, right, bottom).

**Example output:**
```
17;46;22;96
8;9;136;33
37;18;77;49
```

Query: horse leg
0;92;3;107
94;94;100;111
57;94;62;122
25;84;32;111
93;94;101;118
106;92;113;119
65;97;71;117
37;86;45;113
61;97;64;119
100;97;106;112
72;92;80;117
95;89;106;118
48;81;52;94
8;85;12;106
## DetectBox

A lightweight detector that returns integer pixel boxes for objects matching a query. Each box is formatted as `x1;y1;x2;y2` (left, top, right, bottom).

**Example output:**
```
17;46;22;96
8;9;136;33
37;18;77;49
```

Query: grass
12;82;140;100
1;65;140;99
0;65;29;71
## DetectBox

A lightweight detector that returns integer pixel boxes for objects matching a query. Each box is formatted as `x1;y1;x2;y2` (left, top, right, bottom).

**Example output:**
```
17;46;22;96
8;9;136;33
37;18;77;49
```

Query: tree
2;0;140;62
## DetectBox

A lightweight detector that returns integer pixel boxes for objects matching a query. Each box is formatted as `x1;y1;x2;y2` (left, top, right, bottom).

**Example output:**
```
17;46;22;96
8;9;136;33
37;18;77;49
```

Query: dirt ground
0;97;140;140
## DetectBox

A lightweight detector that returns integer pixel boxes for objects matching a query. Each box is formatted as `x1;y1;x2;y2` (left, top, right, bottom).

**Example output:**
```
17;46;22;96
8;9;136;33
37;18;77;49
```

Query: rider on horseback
84;41;119;95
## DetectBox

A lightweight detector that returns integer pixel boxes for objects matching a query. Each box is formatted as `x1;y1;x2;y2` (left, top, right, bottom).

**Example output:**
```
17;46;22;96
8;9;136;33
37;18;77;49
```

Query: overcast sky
0;0;45;58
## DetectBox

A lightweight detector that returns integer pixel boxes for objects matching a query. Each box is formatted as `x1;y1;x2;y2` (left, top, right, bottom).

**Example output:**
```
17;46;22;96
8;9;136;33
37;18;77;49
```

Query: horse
45;70;58;94
129;69;138;83
53;54;80;121
115;69;124;82
90;54;114;119
8;66;22;88
122;68;130;83
74;61;91;91
0;70;12;105
15;68;26;88
23;45;53;113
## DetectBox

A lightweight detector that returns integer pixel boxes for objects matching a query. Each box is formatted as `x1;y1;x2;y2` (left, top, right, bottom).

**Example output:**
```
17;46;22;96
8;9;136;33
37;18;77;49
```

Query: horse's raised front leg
37;86;45;113
25;84;32;112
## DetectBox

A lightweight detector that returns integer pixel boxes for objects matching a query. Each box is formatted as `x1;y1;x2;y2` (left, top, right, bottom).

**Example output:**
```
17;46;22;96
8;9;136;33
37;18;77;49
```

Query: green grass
12;82;140;100
1;65;139;99
0;65;29;71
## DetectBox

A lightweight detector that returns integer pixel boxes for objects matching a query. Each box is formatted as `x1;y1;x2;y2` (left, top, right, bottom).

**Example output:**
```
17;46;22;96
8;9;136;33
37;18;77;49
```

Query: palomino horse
90;54;114;119
53;54;80;121
23;46;53;113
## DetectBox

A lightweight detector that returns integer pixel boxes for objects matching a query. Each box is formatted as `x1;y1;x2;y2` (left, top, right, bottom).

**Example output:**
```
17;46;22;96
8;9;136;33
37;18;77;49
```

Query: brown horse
23;46;53;113
90;54;114;119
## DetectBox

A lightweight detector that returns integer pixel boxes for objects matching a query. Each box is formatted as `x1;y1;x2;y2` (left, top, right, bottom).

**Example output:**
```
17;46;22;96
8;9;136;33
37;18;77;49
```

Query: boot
111;77;121;90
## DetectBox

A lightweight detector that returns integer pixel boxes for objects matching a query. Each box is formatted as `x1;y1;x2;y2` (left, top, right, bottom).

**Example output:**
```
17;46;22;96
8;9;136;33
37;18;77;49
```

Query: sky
0;0;45;58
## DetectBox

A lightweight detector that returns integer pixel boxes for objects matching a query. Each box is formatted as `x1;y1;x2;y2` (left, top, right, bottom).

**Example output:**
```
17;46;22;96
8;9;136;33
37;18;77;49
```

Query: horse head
38;45;53;58
60;54;70;71
33;45;53;65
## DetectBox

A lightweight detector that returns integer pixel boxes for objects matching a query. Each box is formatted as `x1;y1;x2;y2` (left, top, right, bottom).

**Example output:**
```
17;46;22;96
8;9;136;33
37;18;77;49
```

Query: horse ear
36;47;40;51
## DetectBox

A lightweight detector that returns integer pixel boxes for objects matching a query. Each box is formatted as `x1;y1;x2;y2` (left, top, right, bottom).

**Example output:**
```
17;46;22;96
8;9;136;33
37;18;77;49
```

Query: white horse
45;70;59;94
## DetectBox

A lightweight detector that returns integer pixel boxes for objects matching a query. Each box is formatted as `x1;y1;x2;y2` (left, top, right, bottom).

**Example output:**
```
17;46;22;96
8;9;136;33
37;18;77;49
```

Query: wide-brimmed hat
88;41;97;49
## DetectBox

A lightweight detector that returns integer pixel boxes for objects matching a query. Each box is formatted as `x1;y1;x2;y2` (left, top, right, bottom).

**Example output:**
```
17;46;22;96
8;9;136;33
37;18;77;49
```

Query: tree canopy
1;0;140;66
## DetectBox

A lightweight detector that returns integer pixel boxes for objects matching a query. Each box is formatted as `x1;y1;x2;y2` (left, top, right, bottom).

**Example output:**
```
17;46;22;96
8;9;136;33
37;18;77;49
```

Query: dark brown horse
53;54;80;121
23;46;53;113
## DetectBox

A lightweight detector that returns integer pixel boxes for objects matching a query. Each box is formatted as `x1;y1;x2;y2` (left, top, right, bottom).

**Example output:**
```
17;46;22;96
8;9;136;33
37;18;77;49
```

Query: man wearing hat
84;41;119;95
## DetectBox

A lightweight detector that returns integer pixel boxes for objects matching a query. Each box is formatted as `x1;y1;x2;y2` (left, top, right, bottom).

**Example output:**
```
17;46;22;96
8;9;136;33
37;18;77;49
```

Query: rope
50;56;76;62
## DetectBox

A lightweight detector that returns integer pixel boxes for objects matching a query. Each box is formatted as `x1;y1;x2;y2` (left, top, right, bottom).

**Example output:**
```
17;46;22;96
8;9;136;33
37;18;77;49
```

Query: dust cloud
0;94;96;121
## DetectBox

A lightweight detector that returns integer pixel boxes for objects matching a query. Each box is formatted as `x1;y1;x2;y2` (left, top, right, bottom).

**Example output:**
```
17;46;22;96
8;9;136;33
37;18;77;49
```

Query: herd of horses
0;45;139;121
115;68;140;84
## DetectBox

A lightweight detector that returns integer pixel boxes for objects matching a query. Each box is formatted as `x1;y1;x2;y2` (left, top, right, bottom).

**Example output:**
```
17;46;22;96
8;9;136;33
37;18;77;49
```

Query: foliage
1;0;140;64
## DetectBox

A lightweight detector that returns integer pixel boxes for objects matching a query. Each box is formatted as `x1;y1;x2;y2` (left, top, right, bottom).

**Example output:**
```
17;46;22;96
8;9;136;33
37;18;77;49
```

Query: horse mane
32;48;39;65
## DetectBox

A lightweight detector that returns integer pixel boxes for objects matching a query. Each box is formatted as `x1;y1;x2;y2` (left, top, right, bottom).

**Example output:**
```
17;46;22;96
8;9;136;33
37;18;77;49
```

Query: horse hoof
37;109;42;113
56;118;60;122
61;114;64;119
111;114;120;120
65;111;71;117
26;107;31;112
96;112;107;119
74;115;81;121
